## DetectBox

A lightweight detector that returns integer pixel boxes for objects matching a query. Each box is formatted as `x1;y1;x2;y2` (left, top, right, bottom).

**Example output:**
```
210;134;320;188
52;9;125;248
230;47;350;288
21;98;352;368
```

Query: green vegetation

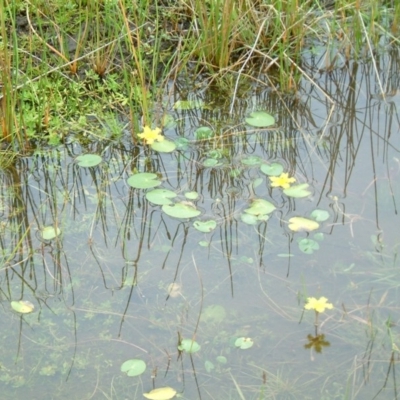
0;0;399;149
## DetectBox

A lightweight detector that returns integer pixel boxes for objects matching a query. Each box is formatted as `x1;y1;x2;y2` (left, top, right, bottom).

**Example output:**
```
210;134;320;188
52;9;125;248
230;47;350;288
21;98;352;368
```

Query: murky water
1;49;400;399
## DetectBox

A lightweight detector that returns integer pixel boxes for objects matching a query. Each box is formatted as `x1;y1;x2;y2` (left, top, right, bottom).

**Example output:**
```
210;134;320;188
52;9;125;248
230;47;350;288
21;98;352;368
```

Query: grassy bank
0;0;399;151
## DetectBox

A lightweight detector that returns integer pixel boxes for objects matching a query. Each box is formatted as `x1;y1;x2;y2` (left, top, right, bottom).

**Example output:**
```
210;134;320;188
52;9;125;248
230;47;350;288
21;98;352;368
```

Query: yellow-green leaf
288;217;319;232
143;387;177;400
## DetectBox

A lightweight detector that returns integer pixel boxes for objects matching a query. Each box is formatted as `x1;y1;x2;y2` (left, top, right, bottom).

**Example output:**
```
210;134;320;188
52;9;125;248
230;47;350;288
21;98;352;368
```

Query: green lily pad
178;339;201;353
260;162;284;176
151;139;176;153
195;126;214;140
288;217;319;232
146;189;177;205
205;360;215;373
193;220;217;233
162;202;201;219
11;300;34;314
174;137;189;150
298;238;320;254
283;183;311;198
185;191;199;200
310;209;330;222
314;232;324;241
120;359;146;377
216;356;227;364
75;154;102;167
203;158;221;167
127;173;161;189
241;156;262;166
174;99;204;110
199;241;209;247
244;199;276;216
241;213;269;225
235;337;254;350
41;226;61;240
245;111;275;127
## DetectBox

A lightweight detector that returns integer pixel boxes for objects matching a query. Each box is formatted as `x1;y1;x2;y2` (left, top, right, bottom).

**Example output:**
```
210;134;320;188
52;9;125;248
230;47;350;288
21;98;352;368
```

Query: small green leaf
185;191;199;200
178;339;201;353
288;217;319;232
283;183;311;198
203;158;221;167
205;360;215;373
244;199;276;216
235;337;254;350
127;173;161;189
75;154;102;167
162;202;201;219
241;156;262;166
11;300;34;314
174;137;189;150
202;305;226;324
195;126;214;140
146;189;177;205
245;111;275;127
120;359;146;377
193;220;217;233
199;241;209;247
151;139;176;153
174;99;204;110
310;209;330;222
313;232;324;241
260;162;284;176
216;356;227;364
298;238;320;254
41;226;61;240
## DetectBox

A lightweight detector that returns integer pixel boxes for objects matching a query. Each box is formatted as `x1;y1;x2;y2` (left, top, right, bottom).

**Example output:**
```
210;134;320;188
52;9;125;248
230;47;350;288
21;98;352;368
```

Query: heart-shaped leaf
146;189;177;205
245;111;275;127
310;209;330;222
41;226;61;240
288;217;319;232
235;337;254;350
120;359;146;377
151;139;176;153
195;126;214;140
244;199;276;216
178;339;201;353
75;154;102;167
185;191;199;200
241;156;262;166
260;162;284;176
174;99;204;110
283;183;311;198
193;220;217;232
162;202;201;219
127;173;161;189
298;238;320;254
203;158;221;167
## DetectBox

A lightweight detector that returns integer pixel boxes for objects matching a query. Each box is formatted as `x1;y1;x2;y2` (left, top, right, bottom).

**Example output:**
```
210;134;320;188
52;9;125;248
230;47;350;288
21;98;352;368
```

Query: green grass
0;0;399;149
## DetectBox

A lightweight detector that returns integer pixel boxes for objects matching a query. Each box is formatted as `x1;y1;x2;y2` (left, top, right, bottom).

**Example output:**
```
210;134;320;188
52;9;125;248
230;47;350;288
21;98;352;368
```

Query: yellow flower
137;126;164;145
304;297;333;313
269;173;296;189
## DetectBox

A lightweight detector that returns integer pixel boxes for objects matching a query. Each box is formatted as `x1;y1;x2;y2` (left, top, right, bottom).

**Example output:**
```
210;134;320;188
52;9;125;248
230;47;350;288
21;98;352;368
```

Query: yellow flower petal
269;173;296;189
138;126;164;145
304;297;333;313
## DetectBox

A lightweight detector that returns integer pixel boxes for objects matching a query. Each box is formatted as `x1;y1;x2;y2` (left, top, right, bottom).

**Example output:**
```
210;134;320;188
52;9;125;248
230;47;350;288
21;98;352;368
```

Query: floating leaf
178;339;201;353
283;183;311;198
195;126;214;140
244;199;276;216
216;356;227;364
174;137;189;150
203;158;221;167
162;202;201;219
298;238;320;254
185;191;199;200
205;360;215;373
120;359;146;377
127;173;161;189
174;99;204;110
11;300;34;314
260;162;284;176
143;387;177;400
202;305;226;324
288;217;319;232
314;232;324;241
245;111;275;127
241;213;269;225
235;337;254;350
151;139;176;153
199;241;209;247
75;154;102;167
193;220;217;233
310;209;329;222
146;189;177;205
41;226;61;240
241;156;262;166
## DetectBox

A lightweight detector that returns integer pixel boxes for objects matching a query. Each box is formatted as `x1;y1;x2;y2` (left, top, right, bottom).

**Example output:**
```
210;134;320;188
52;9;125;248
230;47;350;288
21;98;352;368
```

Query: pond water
1;50;400;399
